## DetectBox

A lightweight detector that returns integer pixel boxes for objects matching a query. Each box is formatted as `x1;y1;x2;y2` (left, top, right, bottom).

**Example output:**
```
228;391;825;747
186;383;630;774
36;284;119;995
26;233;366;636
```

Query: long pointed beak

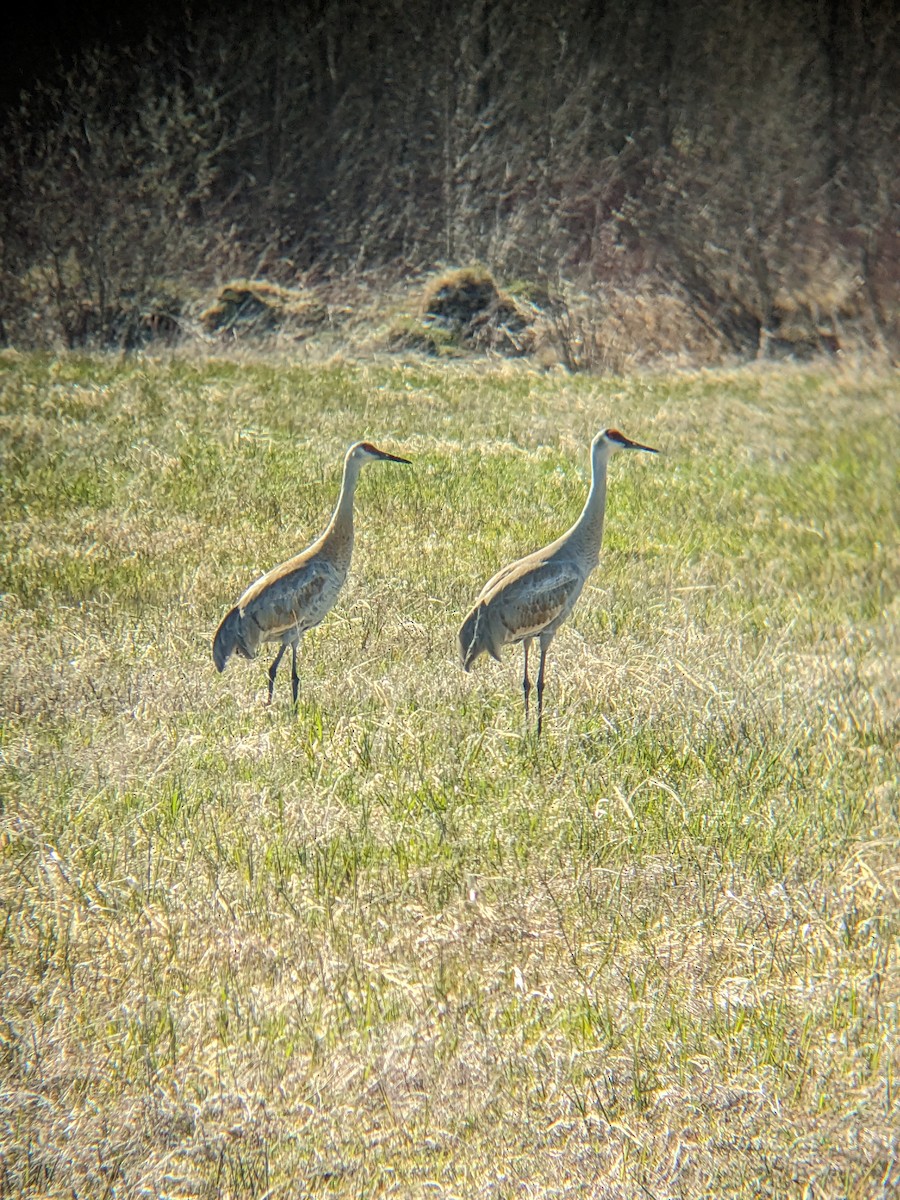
624;438;659;454
372;447;412;464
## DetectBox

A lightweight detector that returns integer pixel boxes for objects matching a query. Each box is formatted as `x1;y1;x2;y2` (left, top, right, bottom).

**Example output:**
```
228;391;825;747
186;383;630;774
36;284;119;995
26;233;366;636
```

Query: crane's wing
486;559;585;642
238;557;343;640
477;554;531;601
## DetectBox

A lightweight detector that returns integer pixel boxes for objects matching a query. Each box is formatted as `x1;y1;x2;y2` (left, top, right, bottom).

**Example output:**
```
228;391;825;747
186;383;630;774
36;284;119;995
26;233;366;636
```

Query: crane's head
595;428;659;455
348;441;412;466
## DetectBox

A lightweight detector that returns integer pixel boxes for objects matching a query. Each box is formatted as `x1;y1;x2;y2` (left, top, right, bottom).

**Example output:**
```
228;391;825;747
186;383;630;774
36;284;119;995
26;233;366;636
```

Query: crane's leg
290;641;300;706
267;644;287;704
535;636;552;738
522;639;532;720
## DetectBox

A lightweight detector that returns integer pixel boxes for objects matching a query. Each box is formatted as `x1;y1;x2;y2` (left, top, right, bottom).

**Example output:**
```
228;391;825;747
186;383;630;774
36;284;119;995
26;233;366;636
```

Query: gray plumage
459;428;658;735
214;441;410;703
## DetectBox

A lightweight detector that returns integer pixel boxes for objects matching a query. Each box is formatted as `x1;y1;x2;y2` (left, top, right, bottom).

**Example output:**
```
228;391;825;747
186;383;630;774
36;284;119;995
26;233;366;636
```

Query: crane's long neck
564;444;610;569
319;453;362;562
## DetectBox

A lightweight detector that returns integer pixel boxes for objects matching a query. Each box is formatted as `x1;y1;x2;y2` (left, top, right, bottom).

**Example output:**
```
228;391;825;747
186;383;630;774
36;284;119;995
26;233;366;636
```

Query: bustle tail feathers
212;606;256;672
458;602;502;671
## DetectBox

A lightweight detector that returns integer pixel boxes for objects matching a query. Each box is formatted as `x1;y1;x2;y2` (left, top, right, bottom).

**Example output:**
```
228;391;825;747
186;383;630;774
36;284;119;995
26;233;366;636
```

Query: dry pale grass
0;355;897;1197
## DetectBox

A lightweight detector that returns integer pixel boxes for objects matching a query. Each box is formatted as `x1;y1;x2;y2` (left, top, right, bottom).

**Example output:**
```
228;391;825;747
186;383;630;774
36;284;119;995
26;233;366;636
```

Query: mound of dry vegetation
199;281;333;342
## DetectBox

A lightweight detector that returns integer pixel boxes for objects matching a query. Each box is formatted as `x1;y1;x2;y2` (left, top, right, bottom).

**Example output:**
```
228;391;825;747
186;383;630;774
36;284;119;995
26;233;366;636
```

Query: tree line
1;0;897;360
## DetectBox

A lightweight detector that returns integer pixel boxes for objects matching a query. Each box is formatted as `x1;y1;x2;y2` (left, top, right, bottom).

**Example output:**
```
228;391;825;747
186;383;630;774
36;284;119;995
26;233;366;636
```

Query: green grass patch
0;354;897;1197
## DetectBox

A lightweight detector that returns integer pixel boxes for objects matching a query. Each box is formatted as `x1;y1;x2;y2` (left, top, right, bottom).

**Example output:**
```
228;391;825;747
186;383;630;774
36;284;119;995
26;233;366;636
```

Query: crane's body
213;441;410;703
459;428;658;735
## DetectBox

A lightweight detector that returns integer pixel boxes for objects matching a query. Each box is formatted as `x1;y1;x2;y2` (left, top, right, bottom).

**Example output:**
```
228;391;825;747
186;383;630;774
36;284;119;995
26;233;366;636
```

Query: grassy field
0;352;897;1198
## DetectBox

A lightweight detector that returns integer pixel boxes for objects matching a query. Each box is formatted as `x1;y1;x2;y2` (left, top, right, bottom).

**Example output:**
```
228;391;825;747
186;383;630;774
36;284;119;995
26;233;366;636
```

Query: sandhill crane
458;428;658;736
213;441;410;703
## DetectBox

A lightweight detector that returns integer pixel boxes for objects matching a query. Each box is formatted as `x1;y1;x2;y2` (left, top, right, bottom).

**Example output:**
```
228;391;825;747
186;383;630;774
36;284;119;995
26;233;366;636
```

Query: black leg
267;644;287;704
290;642;299;705
522;640;532;720
536;640;550;738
